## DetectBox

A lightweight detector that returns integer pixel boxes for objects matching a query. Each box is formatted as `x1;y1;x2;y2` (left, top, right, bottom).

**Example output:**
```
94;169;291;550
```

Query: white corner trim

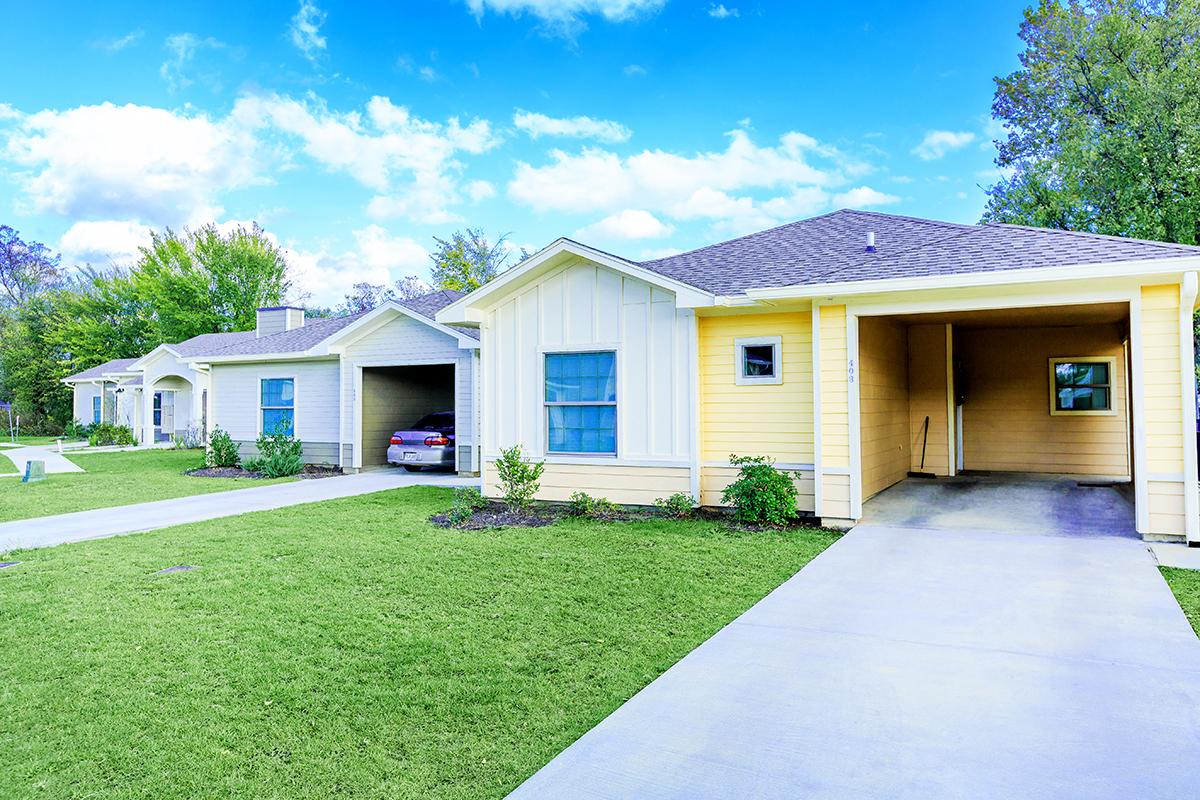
811;303;823;516
1179;272;1199;543
1129;291;1150;534
847;313;862;519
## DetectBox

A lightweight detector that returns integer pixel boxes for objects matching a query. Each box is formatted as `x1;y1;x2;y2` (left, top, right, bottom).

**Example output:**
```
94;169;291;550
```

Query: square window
735;337;783;385
1050;358;1114;415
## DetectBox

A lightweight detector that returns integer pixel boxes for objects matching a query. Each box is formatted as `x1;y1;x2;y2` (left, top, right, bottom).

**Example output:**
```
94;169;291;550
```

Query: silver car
387;412;455;472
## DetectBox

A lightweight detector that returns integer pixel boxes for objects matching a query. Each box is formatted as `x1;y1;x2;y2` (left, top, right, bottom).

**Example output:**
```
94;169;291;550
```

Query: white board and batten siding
337;313;477;471
209;359;342;464
483;258;694;505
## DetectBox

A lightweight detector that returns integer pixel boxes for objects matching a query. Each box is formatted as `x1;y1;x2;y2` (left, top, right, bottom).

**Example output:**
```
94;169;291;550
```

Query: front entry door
153;391;175;442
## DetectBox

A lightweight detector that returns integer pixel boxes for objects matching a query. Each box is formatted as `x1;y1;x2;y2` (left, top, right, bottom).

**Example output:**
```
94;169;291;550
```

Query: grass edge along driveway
1162;566;1200;638
0;486;839;800
0;448;293;524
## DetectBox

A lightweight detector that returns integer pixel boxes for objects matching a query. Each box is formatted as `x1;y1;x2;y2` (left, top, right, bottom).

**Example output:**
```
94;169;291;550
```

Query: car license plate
403;451;418;462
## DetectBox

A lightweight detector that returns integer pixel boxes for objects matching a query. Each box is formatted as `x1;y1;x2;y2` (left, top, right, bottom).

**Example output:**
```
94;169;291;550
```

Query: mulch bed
297;465;343;479
186;465;344;480
433;500;837;532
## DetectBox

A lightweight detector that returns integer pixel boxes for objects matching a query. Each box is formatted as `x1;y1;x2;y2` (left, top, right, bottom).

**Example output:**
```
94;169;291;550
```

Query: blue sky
0;0;1027;305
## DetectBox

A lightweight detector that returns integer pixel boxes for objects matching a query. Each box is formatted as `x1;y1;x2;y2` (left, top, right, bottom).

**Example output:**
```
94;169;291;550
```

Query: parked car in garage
387;412;455;471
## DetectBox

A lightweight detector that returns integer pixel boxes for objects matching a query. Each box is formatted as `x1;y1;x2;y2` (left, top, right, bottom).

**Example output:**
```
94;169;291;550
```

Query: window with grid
261;378;295;435
1051;359;1112;413
545;351;616;454
92;395;101;424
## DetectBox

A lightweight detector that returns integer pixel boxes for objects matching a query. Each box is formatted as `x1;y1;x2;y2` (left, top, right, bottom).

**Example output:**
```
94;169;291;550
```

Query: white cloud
465;0;665;36
466;179;497;201
3;101;262;226
233;93;499;223
513;110;631;143
160;33;223;92
623;63;647;76
708;4;739;18
418;65;439;82
911;130;976;160
640;246;681;259
576;209;674;240
58;220;152;267
290;1;328;62
285;225;429;306
831;186;901;208
94;30;143;52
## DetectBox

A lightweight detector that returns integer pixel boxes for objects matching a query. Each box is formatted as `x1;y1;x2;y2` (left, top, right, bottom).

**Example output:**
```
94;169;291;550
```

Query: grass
1162;567;1200;637
0;449;292;523
1;435;67;446
0;450;15;474
0;487;839;799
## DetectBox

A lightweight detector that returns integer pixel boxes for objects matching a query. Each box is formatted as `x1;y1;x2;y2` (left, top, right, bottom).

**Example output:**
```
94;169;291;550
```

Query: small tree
429;228;516;292
206;426;241;468
493;444;544;511
720;454;799;526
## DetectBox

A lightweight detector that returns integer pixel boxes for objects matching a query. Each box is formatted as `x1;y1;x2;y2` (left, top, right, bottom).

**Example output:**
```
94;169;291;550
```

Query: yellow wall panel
484;462;691;506
1141;284;1185;476
699;466;815;511
819;305;849;466
859;316;910;498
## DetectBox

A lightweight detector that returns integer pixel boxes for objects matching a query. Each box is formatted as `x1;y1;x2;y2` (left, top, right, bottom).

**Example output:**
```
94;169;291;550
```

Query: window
92;395;101;424
735;336;783;385
545;351;616;454
261;378;295;435
1049;358;1115;415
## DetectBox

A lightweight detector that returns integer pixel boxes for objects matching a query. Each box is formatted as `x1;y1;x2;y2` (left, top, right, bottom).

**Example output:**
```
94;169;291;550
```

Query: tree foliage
429;228;518;292
0;225;62;307
984;0;1200;243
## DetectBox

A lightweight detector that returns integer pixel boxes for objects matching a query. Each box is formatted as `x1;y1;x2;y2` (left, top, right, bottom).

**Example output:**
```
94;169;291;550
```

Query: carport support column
1181;273;1199;544
813;303;856;526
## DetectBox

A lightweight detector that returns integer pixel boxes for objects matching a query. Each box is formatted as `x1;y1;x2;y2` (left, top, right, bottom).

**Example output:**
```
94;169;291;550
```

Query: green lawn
1;435;67;446
0;487;838;799
1162;567;1200;637
0;450;15;473
0;449;292;523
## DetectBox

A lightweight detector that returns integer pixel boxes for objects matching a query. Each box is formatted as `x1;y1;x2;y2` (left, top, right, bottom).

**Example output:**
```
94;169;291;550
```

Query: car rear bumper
387;445;454;468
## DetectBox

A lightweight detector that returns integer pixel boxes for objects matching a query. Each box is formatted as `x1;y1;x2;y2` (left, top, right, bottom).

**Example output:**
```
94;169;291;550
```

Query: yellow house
437;210;1200;544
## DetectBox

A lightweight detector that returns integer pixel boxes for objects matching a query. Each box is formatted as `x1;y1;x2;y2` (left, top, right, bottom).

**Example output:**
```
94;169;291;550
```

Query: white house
185;293;480;473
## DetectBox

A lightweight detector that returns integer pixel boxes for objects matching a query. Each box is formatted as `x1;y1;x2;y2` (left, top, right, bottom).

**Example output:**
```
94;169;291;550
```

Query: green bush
62;419;89;440
494;445;544;512
720;454;799;526
87;423;136;447
568;491;621;518
447;487;488;525
653;492;697;518
243;422;304;478
206;426;241;468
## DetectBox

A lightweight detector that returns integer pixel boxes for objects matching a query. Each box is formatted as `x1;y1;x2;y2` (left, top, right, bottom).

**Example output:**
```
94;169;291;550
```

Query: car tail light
390;435;403;445
424;435;450;447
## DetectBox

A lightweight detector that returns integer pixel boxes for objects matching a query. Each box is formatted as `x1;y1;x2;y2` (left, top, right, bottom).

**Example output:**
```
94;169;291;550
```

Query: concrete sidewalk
0;444;84;477
0;470;478;552
507;523;1200;799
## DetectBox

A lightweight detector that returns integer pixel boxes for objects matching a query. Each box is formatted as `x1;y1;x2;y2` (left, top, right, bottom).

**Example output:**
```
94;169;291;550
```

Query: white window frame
734;336;783;386
92;394;102;424
259;376;297;435
1048;356;1117;417
543;349;618;457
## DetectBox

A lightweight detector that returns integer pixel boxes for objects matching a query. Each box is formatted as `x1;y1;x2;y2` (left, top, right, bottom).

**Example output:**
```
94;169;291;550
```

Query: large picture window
545;351;616;454
1049;358;1115;416
261;378;295;435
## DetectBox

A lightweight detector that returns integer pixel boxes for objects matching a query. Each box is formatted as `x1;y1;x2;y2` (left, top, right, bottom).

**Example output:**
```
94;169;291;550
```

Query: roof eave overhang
740;256;1200;303
436;238;716;326
128;344;183;371
322;301;480;354
181;351;339;366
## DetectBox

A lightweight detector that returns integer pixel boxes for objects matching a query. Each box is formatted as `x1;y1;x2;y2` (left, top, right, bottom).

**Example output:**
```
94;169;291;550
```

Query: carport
856;302;1136;535
356;363;457;469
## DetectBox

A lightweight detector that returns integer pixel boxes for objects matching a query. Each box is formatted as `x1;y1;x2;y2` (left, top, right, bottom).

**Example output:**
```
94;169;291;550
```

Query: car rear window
413;413;454;432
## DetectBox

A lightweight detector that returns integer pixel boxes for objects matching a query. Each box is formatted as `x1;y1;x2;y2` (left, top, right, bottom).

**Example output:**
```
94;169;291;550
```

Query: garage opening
359;364;456;469
858;303;1135;534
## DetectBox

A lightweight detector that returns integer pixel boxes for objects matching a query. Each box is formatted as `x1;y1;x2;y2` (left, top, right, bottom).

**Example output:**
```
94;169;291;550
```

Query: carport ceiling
882;302;1129;329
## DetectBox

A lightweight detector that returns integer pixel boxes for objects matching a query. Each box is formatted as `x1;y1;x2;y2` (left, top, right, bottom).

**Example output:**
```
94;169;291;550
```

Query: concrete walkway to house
0;443;85;477
508;517;1200;797
0;470;478;552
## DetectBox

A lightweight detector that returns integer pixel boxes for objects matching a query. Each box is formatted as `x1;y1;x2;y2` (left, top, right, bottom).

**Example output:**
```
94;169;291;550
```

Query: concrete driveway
508;520;1200;798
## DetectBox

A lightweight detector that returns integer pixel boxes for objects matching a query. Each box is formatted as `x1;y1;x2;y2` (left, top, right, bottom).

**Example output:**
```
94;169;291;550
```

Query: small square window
735;337;783;385
1049;358;1115;416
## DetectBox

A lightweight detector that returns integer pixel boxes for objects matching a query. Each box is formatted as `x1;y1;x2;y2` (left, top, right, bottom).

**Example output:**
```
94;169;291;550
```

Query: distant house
63;291;481;473
437;209;1200;544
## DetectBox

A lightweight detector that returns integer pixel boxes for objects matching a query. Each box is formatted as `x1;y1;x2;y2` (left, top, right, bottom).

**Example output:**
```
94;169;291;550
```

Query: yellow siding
959;324;1131;476
698;310;813;463
821;473;852;522
819;305;849;467
484;462;691;506
700;465;815;512
1147;480;1186;537
907;324;953;476
859;317;909;498
1141;285;1185;475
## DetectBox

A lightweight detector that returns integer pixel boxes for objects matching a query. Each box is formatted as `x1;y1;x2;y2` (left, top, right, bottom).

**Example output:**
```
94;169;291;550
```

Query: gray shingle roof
399;289;478;340
636;209;1200;295
200;311;369;358
64;358;138;382
170;330;258;357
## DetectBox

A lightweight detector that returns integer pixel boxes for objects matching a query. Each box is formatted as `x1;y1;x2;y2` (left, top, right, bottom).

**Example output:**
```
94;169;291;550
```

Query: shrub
494;445;544;512
62;419;89;440
653;491;697;518
88;423;136;447
447;487;487;525
206;426;241;468
720;454;799;526
568;491;621;518
243;422;304;478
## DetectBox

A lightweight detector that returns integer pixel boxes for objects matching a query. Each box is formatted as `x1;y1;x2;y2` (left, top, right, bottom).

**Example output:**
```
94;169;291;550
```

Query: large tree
429;228;518;292
0;225;62;307
0;296;71;430
984;0;1200;244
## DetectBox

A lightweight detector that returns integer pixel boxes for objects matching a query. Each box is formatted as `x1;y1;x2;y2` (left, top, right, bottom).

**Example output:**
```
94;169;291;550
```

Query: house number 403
847;359;856;384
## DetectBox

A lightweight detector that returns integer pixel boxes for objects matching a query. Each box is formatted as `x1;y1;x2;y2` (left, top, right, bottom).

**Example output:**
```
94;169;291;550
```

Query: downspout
1179;272;1199;544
